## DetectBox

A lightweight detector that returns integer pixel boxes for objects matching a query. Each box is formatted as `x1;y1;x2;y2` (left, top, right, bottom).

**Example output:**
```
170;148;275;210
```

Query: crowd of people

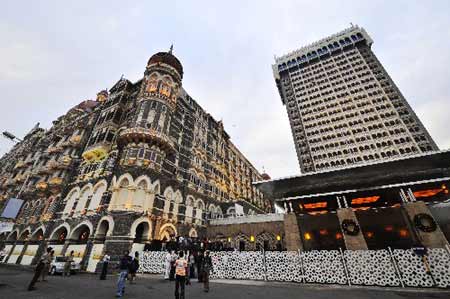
26;241;214;299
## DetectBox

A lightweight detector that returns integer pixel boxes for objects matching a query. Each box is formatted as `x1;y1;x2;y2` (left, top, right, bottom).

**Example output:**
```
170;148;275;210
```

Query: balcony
13;175;26;185
14;161;26;169
118;127;175;153
82;142;111;162
48;177;63;187
36;181;48;191
38;166;53;175
47;146;64;154
69;135;82;147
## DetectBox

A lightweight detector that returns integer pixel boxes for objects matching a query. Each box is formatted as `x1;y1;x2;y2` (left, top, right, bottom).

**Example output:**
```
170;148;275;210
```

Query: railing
139;247;450;288
209;213;284;225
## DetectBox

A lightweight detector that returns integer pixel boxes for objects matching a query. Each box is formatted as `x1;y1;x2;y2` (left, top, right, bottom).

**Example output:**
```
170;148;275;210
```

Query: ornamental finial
169;44;173;54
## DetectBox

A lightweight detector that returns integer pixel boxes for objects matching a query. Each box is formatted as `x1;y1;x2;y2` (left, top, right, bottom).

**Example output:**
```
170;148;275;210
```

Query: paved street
0;266;449;299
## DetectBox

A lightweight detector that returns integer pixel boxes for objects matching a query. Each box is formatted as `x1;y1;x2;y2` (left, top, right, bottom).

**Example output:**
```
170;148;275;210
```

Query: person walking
196;251;204;282
174;251;188;299
100;254;110;280
129;252;139;284
41;249;54;282
188;252;196;279
28;247;53;291
63;250;74;277
116;250;132;297
202;250;213;292
169;250;177;281
164;250;172;280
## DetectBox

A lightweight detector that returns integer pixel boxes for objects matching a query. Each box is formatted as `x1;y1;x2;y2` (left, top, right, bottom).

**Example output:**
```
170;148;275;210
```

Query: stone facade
0;49;270;268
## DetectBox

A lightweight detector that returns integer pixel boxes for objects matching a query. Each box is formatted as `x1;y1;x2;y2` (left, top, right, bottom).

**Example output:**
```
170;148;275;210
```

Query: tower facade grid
273;25;438;173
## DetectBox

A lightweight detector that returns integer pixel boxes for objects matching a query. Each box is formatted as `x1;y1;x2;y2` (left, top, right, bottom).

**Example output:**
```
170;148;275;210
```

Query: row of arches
63;180;107;217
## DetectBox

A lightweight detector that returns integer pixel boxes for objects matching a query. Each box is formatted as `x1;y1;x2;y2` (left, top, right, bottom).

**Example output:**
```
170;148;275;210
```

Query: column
283;213;303;251
403;200;449;248
80;239;94;271
336;196;368;250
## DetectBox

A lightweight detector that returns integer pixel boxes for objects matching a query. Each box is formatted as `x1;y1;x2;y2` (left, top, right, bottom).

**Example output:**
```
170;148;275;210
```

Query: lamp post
2;131;22;143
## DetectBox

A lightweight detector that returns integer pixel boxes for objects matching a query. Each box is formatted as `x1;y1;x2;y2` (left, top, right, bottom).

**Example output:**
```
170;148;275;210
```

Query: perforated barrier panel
140;248;450;288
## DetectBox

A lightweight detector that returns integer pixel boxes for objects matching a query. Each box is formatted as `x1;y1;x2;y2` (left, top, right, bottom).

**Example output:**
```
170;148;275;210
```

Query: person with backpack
129;251;139;284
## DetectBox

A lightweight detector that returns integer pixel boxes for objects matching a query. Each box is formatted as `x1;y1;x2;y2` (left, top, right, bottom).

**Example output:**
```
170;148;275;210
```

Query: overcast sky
1;1;449;179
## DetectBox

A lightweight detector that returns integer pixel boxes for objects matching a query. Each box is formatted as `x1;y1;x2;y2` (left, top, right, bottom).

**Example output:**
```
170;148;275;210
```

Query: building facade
0;50;270;269
273;25;438;173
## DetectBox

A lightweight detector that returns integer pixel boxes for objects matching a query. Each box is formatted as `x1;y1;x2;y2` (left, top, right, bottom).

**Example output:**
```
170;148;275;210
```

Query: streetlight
2;131;22;143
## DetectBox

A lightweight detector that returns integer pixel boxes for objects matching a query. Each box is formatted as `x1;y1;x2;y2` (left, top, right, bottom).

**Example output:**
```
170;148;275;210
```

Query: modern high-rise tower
273;25;438;173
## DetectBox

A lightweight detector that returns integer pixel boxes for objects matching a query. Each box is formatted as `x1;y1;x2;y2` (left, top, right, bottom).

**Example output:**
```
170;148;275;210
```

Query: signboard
0;221;14;234
1;198;24;219
235;203;244;216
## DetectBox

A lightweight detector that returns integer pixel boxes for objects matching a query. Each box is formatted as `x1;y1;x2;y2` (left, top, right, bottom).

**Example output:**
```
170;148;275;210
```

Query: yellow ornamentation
49;177;63;186
36;182;48;191
82;145;109;162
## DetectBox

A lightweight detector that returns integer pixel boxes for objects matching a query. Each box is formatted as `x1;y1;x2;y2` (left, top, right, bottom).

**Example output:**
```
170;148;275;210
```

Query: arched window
88;182;107;211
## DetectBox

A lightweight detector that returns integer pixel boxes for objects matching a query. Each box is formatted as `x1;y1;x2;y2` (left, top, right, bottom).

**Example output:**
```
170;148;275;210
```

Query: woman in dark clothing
196;251;204;282
100;254;110;280
129;252;139;284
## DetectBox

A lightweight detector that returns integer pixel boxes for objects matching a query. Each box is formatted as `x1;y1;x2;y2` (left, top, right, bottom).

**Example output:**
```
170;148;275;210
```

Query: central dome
148;51;183;79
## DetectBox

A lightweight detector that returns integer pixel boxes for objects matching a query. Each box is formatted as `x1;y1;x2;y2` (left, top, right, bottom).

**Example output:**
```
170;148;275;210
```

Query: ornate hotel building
273;25;438;173
0;50;269;268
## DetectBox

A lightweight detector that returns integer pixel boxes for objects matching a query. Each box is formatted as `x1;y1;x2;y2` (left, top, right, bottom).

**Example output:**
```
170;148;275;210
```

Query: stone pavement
0;266;449;299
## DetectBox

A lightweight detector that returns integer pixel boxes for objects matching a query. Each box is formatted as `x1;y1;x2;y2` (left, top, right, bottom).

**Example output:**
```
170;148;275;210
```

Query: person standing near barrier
41;249;54;282
202;250;213;292
116;250;132;297
63;251;74;277
188;252;196;278
100;254;110;280
28;247;52;291
196;251;204;282
174;251;188;299
169;250;177;281
129;252;139;284
164;250;172;280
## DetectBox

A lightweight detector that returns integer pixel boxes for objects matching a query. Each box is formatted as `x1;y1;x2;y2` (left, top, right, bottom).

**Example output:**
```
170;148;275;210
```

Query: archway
67;223;92;264
70;224;91;244
188;228;198;238
50;225;69;244
158;223;177;241
96;220;109;242
130;218;152;258
30;228;44;243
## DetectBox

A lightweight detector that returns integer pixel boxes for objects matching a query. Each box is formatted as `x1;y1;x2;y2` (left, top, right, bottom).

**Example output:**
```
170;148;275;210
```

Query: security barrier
139;247;450;288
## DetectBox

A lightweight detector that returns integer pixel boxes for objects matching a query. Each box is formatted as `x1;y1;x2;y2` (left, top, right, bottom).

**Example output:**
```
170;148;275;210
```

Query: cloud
1;0;450;180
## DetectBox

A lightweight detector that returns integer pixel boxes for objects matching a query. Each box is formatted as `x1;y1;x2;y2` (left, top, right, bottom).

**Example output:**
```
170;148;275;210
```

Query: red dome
148;52;183;79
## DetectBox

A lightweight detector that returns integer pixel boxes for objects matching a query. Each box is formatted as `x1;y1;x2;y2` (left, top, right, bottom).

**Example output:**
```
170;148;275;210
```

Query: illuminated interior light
384;225;393;232
304;233;312;240
276;235;282;241
319;229;328;236
365;232;374;238
303;202;327;209
351;196;380;205
308;211;328;215
335;232;343;240
399;229;409;237
250;235;255;242
413;189;442;198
